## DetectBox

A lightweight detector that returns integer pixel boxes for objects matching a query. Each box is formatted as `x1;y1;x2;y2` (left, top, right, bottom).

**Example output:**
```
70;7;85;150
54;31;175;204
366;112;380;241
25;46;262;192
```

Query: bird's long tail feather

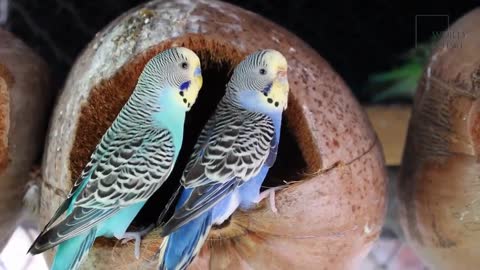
51;228;96;270
158;211;212;270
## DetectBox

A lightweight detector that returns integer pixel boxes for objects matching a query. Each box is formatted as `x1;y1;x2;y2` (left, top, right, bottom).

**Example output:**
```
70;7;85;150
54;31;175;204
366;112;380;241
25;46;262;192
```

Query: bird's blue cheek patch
194;66;201;76
180;80;191;91
262;82;273;96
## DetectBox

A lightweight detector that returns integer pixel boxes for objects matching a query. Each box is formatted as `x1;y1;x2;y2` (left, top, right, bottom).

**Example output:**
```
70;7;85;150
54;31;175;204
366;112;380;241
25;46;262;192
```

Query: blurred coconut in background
0;27;53;270
0;28;52;250
398;8;480;270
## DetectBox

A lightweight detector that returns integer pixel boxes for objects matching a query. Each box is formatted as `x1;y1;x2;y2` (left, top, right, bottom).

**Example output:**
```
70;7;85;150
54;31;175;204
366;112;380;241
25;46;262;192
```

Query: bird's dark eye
181;62;189;69
259;68;267;75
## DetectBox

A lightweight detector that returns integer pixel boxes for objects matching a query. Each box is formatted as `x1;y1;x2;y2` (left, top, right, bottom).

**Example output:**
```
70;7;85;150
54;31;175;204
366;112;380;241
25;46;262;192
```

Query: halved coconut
39;1;386;269
0;28;52;250
398;8;480;270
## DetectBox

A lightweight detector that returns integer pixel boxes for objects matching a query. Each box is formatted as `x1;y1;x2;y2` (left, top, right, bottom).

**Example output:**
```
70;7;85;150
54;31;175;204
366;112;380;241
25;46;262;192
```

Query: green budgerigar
28;47;203;270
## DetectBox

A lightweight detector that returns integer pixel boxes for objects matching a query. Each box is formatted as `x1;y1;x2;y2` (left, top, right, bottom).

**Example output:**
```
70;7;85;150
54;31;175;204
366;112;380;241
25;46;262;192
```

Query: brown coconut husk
39;1;386;269
0;28;52;250
398;8;480;270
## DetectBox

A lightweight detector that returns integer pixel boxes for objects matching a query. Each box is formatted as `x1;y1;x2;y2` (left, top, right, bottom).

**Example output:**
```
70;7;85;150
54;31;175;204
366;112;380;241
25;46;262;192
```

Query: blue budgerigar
28;47;203;270
158;49;289;270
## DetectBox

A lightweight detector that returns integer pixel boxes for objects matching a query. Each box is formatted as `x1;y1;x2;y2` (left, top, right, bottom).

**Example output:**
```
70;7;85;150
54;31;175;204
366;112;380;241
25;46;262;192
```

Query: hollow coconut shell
398;8;480;270
0;29;51;250
39;0;386;269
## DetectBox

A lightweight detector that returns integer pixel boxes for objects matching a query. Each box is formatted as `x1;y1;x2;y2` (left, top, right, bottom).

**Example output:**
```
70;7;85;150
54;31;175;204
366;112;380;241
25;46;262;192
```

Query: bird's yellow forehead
263;50;288;70
176;48;200;65
188;54;201;66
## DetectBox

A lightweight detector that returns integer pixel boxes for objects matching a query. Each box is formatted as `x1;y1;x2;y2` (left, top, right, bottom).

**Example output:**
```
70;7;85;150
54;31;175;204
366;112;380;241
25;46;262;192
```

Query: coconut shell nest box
398;8;480;270
0;29;51;250
39;0;386;269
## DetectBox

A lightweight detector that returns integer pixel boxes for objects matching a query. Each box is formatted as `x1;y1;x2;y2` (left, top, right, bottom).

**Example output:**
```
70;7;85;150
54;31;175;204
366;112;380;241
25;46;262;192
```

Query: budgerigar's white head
138;47;203;111
228;49;289;112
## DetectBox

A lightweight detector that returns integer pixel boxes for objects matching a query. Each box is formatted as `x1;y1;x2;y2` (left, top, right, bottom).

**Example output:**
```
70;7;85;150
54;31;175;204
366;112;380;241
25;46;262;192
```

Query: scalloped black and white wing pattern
159;101;279;270
26;46;205;270
29;125;175;269
164;107;276;232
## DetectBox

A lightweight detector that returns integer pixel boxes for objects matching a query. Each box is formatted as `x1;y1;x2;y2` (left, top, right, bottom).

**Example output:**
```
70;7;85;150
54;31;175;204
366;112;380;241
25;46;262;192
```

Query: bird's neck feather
227;88;283;119
155;92;185;153
133;85;185;153
224;88;283;140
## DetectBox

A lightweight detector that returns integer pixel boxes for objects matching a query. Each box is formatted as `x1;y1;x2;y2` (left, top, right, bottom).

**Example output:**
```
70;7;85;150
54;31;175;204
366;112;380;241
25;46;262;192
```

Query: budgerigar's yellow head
229;49;289;112
262;50;289;110
173;47;203;111
140;47;203;111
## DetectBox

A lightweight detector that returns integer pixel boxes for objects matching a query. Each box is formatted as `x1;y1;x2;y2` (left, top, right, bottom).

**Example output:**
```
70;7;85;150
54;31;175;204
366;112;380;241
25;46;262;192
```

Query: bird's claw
119;224;155;259
256;186;283;214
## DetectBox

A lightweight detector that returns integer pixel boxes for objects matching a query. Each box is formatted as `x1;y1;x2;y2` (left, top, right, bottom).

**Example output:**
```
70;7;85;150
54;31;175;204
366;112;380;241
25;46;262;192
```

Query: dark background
3;0;479;101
